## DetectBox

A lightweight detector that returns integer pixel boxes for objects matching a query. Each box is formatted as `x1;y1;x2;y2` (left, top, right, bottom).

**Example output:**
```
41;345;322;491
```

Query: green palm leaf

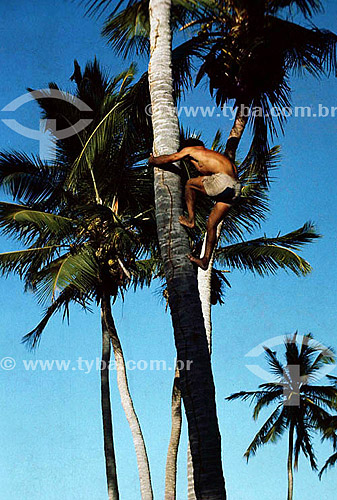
0;152;64;205
0;202;75;241
33;247;99;304
0;246;61;278
99;0;211;57
22;285;91;349
294;415;317;470
252;387;284;419
319;451;337;479
216;223;320;276
244;405;286;459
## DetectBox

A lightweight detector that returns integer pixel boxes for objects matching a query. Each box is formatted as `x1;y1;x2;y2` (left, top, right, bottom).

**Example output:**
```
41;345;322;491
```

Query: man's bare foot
179;215;195;229
188;254;209;270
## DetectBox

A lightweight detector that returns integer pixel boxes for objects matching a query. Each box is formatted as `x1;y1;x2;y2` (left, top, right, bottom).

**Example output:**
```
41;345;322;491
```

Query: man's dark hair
179;137;205;150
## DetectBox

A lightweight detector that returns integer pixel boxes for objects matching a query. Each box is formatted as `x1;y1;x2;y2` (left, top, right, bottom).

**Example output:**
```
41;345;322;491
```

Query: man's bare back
148;140;241;270
149;145;238;179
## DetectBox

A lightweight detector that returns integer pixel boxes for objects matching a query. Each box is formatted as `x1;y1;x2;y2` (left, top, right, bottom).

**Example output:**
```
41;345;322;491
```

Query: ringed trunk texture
148;1;226;498
101;306;119;500
287;423;294;500
165;367;182;500
187;226;222;499
225;105;249;162
101;294;153;500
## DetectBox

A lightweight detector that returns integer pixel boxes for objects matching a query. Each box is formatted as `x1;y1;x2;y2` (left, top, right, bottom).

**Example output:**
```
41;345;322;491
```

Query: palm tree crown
84;0;337;179
0;59;158;345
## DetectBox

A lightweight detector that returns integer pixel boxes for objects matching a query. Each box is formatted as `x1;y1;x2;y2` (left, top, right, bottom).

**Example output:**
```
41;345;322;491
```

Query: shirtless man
149;138;241;270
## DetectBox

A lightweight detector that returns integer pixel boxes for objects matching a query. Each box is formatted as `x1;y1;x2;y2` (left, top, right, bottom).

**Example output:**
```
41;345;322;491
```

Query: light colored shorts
202;173;241;205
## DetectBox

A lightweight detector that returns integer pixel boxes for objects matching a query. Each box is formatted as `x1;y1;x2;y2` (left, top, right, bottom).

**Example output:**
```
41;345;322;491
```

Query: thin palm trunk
149;1;226;498
287;422;294;500
101;294;153;500
197;225;222;353
165;367;182;500
101;306;119;500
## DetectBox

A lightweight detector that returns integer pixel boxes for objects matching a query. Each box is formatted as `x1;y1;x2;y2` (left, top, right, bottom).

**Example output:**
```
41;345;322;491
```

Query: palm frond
210;268;230;306
252;388;284;419
32;247;99;304
0;246;61;278
306;348;335;377
263;347;287;380
274;18;337;77
102;0;150;57
0;202;75;242
0;152;64;205
268;0;323;18
216;223;319;276
22;285;91;349
226;389;267;403
244;405;286;459
100;0;211;57
319;452;337;479
302;391;337;414
294;415;318;470
132;256;159;289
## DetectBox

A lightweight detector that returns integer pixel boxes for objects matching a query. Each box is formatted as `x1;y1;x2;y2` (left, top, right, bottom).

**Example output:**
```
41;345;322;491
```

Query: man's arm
148;147;192;165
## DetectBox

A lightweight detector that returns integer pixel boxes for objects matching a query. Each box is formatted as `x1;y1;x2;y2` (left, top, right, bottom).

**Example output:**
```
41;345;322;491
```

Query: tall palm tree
148;1;226;498
0;61;157;500
227;333;337;500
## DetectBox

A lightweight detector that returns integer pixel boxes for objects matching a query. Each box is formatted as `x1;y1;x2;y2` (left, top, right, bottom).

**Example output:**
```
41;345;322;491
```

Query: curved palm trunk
287;423;294;500
225;105;250;162
101;294;153;500
101;307;119;500
149;1;226;498
165;367;182;500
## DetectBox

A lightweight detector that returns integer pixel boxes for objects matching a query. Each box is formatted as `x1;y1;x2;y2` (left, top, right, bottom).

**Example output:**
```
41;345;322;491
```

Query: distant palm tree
227;333;337;500
0;60;157;500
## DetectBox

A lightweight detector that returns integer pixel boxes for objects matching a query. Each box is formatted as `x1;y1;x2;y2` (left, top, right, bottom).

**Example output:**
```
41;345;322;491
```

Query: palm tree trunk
287;422;294;500
187;444;196;500
165;367;182;500
149;1;226;498
101;294;153;500
225;105;250;162
197;226;222;352
187;226;222;499
101;305;119;500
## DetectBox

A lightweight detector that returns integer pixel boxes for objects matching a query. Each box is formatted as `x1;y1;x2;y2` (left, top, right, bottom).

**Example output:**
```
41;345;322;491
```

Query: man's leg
179;177;207;229
189;202;230;270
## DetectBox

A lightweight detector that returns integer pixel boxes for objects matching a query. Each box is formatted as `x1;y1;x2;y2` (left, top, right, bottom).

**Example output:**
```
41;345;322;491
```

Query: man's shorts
202;173;241;205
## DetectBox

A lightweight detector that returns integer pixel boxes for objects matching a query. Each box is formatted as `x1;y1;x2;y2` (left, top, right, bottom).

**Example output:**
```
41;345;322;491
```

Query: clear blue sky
0;1;337;499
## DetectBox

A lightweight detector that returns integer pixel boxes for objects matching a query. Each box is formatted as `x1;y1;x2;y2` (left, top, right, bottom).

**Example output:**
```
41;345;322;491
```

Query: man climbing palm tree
149;138;241;270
